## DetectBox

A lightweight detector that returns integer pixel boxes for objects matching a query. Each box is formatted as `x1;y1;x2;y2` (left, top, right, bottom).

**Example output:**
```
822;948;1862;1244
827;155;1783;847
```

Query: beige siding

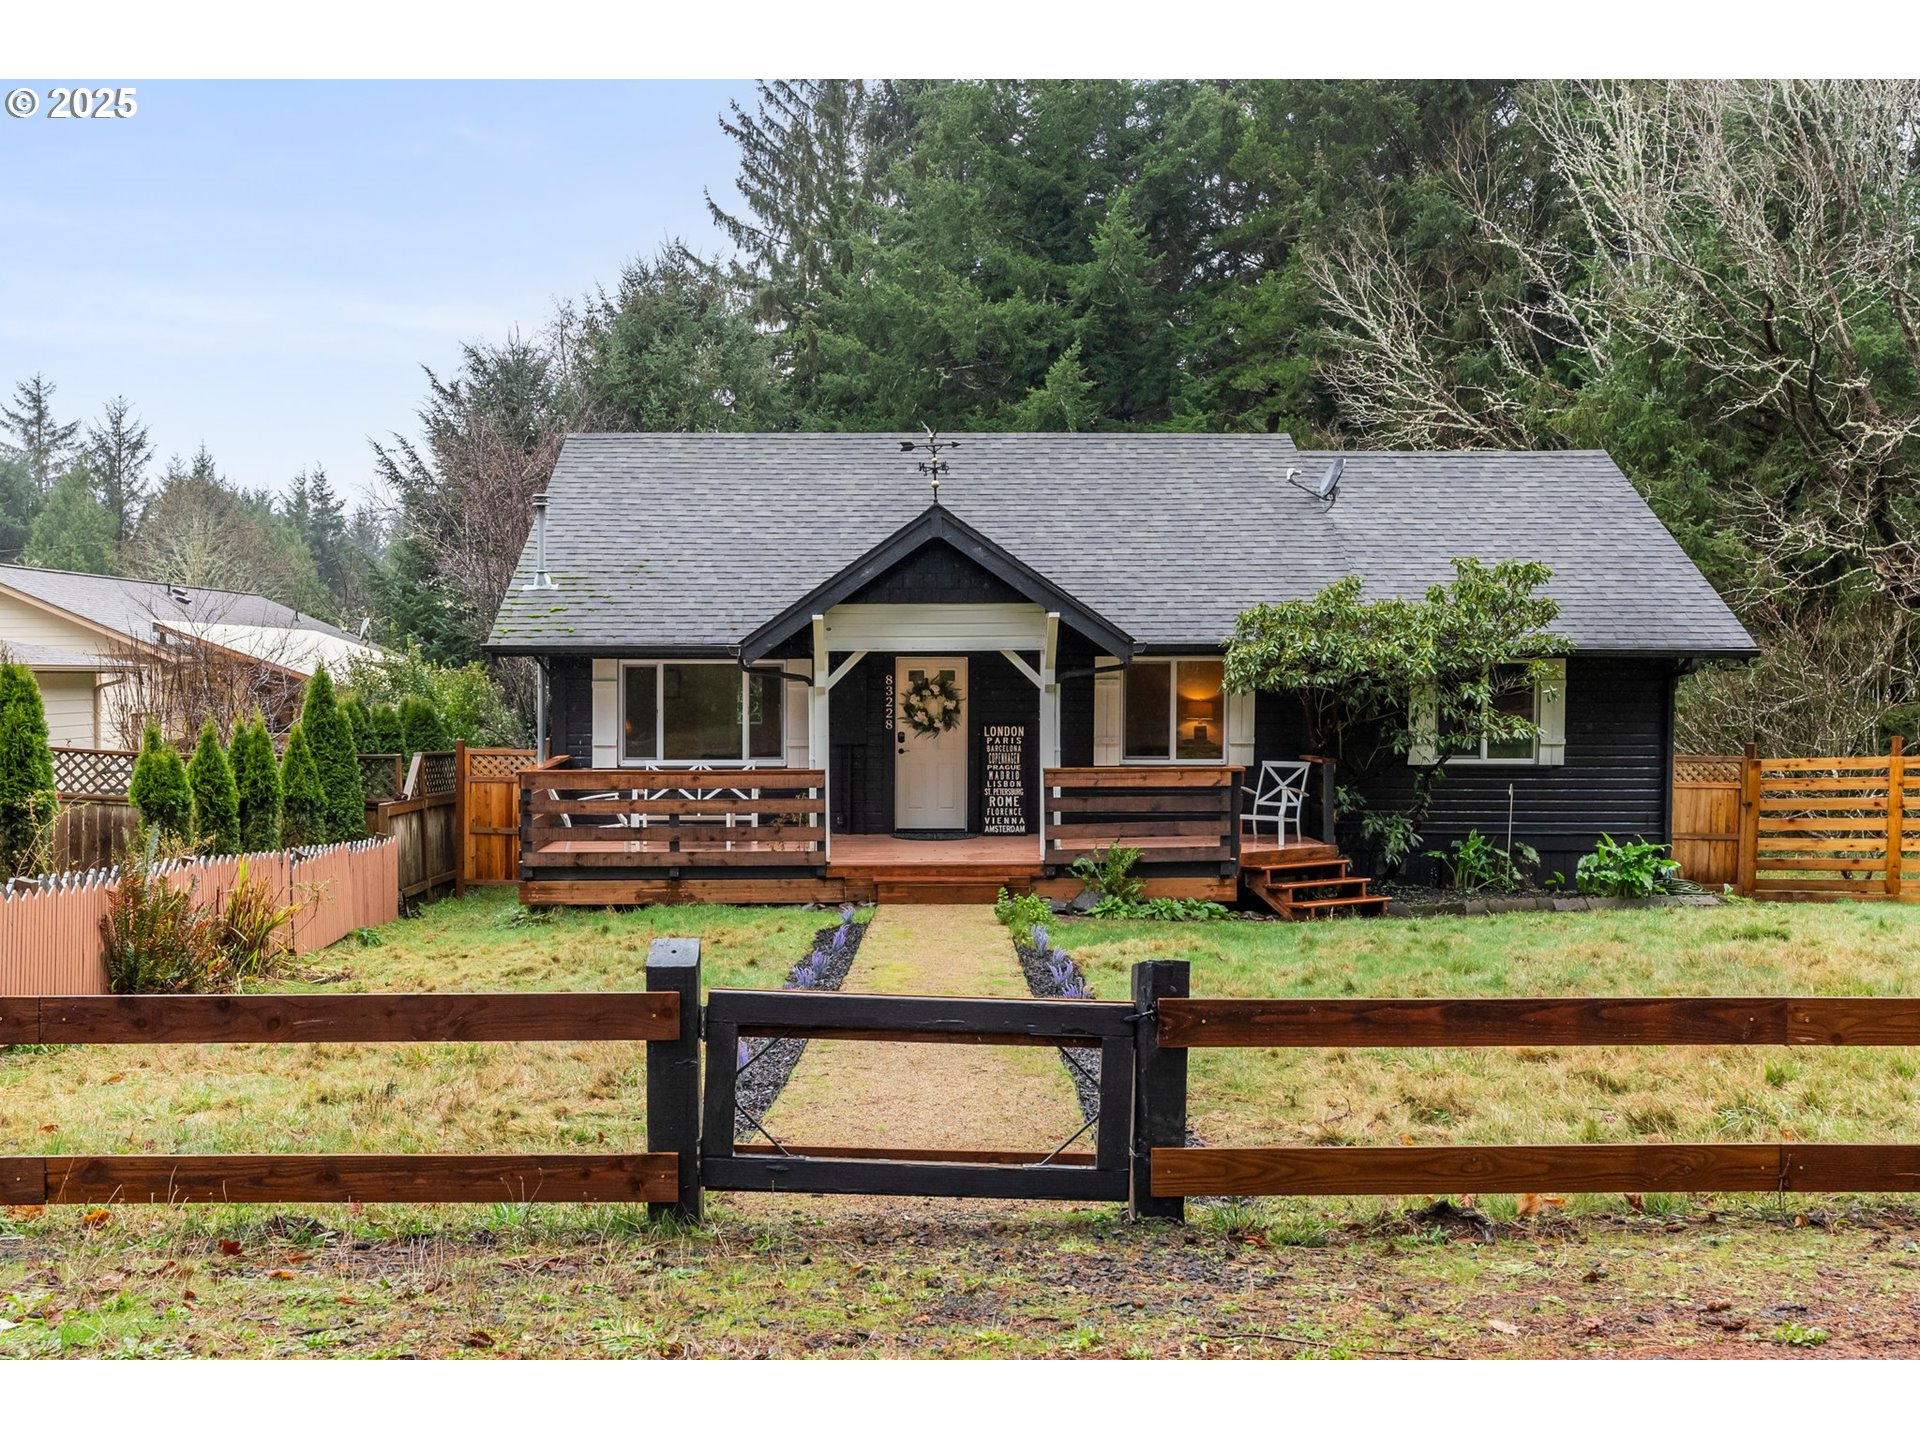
0;590;113;654
34;669;99;747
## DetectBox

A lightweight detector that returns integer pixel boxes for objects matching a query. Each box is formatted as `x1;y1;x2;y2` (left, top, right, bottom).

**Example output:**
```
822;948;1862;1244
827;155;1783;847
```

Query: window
1124;658;1225;762
620;661;785;765
1412;660;1566;767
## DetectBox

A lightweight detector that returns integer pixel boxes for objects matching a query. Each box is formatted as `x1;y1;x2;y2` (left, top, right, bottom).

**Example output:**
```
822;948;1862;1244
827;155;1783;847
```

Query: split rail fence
1674;742;1916;901
9;949;1920;1217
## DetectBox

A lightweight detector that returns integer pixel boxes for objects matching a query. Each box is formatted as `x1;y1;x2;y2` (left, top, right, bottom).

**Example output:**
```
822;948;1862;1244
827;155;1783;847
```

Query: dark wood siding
1057;628;1097;767
844;539;1030;606
829;652;891;833
546;656;592;767
1252;655;1679;881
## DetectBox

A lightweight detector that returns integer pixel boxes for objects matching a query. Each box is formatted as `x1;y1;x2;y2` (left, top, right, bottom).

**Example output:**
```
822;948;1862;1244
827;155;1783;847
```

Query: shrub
279;723;329;847
186;719;241;854
218;856;298;979
0;662;57;878
344;642;525;745
398;695;448;755
229;712;282;851
342;696;374;755
101;834;227;993
1425;830;1541;894
1068;844;1144;905
365;702;404;754
301;665;364;841
1089;896;1232;921
1576;834;1679;898
994;886;1054;936
128;721;192;841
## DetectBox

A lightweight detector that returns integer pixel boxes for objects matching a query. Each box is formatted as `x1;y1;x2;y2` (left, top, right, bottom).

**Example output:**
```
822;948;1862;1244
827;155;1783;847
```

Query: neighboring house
486;433;1755;905
0;563;382;749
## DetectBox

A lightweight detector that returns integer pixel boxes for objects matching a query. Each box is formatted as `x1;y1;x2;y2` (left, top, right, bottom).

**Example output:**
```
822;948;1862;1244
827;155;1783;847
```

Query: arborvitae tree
186;719;240;854
300;665;364;841
279;724;328;847
128;720;191;840
0;663;57;878
230;713;282;851
398;695;448;755
367;702;404;754
342;695;374;755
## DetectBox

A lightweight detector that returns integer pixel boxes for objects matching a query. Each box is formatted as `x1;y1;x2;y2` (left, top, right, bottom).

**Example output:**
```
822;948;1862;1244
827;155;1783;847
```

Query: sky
0;80;751;507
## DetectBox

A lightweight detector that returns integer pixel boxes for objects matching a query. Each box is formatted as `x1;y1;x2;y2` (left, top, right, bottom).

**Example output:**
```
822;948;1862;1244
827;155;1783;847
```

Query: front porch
517;763;1344;907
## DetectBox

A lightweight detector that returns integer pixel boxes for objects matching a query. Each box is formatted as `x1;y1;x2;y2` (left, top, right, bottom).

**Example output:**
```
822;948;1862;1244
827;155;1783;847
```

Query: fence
456;743;538;890
50;746;136;799
10;948;1920;1216
1041;766;1244;878
1673;744;1916;900
0;837;399;996
365;751;457;901
0;965;688;1211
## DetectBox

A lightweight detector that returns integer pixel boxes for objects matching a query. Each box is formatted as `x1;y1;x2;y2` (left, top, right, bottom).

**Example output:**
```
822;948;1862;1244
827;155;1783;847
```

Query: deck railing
520;767;828;874
1041;766;1243;876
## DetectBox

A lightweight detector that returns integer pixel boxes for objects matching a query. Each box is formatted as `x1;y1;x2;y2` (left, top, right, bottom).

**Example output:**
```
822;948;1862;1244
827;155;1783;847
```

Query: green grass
1056;902;1920;1154
0;888;836;1158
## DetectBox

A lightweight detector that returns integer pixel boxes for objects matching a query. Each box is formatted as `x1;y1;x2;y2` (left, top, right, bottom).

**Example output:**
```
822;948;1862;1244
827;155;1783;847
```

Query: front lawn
0;889;826;1158
1057;902;1920;1169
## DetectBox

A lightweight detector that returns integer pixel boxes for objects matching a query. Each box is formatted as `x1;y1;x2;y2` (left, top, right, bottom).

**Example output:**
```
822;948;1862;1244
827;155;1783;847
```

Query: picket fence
0;837;399;997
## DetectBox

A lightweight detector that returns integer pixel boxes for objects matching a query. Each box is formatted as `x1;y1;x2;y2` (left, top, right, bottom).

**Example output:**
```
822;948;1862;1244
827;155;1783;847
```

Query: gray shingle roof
0;564;356;648
487;434;1756;657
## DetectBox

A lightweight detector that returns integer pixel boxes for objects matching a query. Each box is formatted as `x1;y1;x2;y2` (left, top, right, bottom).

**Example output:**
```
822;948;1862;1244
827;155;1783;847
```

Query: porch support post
1041;612;1060;770
809;614;831;858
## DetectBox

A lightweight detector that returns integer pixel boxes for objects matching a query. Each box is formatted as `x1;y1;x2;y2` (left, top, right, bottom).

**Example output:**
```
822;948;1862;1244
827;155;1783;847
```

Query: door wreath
901;673;963;737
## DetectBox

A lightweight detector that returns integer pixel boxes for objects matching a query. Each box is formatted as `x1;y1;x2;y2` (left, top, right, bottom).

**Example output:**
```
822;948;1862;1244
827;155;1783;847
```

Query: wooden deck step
1262;875;1375;901
1242;851;1388;922
1286;893;1390;918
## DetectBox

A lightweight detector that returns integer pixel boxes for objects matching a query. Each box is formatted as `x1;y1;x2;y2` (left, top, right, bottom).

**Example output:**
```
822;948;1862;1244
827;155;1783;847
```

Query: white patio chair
1243;761;1311;845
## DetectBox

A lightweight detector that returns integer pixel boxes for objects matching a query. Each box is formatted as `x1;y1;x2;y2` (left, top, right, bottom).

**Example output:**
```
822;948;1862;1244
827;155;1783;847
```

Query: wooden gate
1738;740;1913;902
456;743;538;891
1671;754;1743;888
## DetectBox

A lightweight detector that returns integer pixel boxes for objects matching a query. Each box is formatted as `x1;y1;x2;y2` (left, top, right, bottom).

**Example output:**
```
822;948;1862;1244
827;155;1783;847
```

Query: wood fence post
453;740;467;899
645;937;703;1225
1130;958;1190;1222
1888;736;1905;900
1737;742;1760;897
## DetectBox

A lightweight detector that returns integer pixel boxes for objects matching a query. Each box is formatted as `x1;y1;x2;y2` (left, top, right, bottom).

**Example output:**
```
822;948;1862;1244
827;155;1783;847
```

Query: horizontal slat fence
521;768;828;876
1042;766;1243;873
1;983;688;1209
1145;986;1920;1204
0;838;399;996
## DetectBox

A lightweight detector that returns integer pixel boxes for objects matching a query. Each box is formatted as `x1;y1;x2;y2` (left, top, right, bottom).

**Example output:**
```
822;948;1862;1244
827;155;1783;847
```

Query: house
0;563;382;750
486;433;1755;909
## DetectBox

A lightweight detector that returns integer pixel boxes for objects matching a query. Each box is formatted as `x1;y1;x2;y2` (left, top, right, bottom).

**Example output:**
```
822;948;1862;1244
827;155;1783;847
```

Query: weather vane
899;426;959;505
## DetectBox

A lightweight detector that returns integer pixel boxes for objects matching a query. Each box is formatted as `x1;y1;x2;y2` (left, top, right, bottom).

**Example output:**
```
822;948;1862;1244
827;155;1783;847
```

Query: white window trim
1121;655;1230;765
1408;660;1567;768
618;659;787;767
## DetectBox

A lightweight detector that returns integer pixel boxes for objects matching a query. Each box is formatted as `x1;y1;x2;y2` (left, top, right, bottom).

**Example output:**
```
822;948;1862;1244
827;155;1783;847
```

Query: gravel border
1012;929;1103;1127
733;910;869;1140
1382;892;1723;918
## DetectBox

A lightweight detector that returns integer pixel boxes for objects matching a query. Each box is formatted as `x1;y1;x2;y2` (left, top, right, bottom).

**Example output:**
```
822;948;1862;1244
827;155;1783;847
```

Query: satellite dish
1286;456;1344;508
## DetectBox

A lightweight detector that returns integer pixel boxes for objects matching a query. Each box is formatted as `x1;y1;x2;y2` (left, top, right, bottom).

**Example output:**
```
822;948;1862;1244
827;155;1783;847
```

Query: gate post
1737;742;1760;897
453;740;467;899
1129;958;1190;1222
646;937;703;1224
1888;736;1905;900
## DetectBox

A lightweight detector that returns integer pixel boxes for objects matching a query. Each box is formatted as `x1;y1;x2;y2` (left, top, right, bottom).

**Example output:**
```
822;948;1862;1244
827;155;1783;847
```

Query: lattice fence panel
466;747;535;780
1673;755;1742;785
359;754;405;800
50;748;136;798
422;751;457;796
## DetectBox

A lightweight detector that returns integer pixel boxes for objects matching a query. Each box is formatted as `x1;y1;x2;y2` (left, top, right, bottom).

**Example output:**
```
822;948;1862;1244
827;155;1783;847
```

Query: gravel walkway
758;905;1085;1153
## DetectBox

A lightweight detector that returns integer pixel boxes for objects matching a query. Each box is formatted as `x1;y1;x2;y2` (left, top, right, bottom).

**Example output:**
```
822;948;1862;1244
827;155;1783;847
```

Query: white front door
895;656;968;831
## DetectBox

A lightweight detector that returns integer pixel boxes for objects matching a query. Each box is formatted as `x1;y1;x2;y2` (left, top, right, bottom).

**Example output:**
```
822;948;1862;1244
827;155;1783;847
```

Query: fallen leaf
182;1289;198;1304
1703;1300;1732;1314
1517;1193;1543;1218
268;1269;295;1280
37;1123;58;1134
103;1073;124;1084
80;1208;111;1231
5;1205;44;1222
1623;1192;1645;1212
336;1295;357;1305
1487;1318;1520;1336
465;1330;494;1349
218;1238;243;1256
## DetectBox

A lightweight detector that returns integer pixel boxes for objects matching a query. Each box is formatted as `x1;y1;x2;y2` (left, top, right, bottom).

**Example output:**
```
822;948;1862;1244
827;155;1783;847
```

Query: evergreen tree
85;396;154;545
0;454;35;562
230;712;282;851
300;665;364;840
278;723;328;847
342;695;374;754
398;695;448;755
186;719;240;854
128;721;191;840
366;702;404;754
286;465;349;605
0;663;57;878
22;468;120;574
1;373;82;494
